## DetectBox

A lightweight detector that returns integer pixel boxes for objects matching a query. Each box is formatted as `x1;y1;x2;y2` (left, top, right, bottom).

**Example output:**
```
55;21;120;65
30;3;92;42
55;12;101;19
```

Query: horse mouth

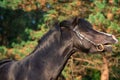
100;35;118;52
96;42;115;52
103;43;114;52
104;43;112;46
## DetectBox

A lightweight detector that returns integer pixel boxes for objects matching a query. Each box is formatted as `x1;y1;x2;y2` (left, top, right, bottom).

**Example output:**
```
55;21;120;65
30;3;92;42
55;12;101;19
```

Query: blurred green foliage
0;0;120;80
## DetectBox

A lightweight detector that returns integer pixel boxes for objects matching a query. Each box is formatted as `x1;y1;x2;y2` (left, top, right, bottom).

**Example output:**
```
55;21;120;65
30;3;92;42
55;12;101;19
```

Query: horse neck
22;28;75;79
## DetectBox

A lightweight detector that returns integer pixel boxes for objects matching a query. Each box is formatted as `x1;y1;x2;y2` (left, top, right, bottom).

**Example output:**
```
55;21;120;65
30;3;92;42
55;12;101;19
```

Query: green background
0;0;120;80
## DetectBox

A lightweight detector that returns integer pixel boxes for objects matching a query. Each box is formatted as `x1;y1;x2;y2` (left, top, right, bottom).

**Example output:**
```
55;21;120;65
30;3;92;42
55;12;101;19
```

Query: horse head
59;17;118;53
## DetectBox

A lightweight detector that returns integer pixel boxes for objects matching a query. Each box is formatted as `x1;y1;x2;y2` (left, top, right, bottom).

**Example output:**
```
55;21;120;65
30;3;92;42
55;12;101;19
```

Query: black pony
0;17;118;80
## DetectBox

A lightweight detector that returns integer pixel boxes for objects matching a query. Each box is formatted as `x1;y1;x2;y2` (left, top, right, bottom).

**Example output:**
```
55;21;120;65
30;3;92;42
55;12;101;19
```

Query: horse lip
102;42;114;50
103;43;112;46
104;43;112;45
103;44;112;52
103;39;118;45
103;35;118;45
112;35;118;43
104;44;112;47
103;43;113;48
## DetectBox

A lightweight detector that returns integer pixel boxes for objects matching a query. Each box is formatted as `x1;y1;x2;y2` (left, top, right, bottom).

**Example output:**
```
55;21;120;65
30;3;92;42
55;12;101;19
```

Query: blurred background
0;0;120;80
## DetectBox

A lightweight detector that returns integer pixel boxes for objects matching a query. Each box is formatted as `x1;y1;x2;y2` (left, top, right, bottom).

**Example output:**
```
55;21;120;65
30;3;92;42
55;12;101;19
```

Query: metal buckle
96;44;104;51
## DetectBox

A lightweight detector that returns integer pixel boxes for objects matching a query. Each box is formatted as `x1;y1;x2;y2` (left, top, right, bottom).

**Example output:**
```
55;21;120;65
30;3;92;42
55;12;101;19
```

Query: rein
73;26;104;51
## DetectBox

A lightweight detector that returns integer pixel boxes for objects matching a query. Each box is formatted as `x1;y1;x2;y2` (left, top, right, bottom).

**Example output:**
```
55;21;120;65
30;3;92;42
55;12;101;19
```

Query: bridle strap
73;26;104;51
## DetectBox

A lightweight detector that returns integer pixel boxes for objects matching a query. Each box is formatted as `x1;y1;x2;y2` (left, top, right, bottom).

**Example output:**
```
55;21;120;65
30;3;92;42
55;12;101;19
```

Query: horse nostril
112;35;118;43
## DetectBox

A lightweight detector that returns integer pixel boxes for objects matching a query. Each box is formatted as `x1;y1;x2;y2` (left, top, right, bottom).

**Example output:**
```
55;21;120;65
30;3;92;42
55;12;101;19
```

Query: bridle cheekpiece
73;26;104;51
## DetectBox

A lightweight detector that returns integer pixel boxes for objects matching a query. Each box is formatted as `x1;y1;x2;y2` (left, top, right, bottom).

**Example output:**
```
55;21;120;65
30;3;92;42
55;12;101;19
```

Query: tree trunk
101;56;109;80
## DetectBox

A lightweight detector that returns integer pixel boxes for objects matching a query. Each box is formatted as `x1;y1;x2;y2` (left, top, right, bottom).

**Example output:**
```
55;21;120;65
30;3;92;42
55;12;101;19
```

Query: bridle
73;26;104;51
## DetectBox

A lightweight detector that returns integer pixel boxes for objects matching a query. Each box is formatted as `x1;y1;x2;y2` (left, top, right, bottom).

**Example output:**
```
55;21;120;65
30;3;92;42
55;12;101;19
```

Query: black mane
0;59;12;65
0;59;13;68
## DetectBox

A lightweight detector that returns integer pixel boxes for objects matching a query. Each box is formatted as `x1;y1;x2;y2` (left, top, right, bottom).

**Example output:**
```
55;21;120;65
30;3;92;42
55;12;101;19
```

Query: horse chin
103;45;112;52
89;45;112;53
89;46;100;53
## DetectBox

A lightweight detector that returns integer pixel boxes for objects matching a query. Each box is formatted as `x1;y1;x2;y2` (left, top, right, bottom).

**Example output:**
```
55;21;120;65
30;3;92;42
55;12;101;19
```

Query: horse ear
71;17;79;28
59;17;79;29
59;20;71;29
78;18;93;28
